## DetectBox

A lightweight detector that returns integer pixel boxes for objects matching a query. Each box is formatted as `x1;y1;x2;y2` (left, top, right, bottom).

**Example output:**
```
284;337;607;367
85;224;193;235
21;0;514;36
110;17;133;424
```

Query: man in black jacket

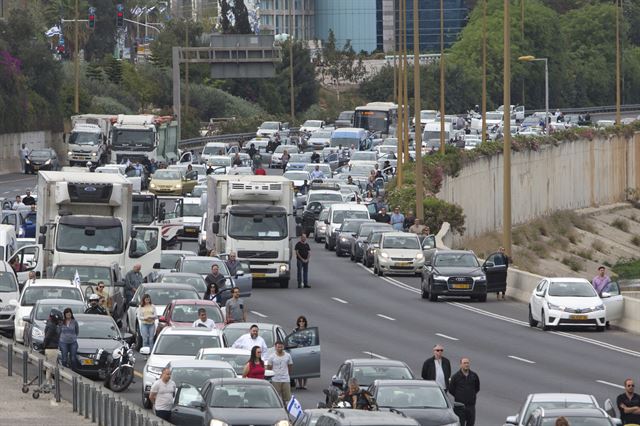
449;357;480;426
421;344;451;391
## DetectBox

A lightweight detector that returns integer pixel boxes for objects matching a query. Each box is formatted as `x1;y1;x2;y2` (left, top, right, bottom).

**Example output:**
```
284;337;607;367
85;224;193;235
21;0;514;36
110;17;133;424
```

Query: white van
0;260;20;335
323;203;370;251
0;224;17;263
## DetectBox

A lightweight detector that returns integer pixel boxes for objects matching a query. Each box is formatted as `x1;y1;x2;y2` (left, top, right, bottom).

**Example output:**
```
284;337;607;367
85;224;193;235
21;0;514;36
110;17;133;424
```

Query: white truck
67;114;116;167
206;175;299;288
110;114;180;166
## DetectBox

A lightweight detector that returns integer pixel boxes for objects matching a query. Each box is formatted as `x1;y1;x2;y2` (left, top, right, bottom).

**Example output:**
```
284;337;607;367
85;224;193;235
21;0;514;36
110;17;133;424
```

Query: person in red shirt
254;164;266;175
242;345;265;379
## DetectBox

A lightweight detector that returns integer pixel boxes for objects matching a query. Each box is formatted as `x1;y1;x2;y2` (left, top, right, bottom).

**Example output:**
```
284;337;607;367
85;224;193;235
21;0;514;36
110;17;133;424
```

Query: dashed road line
435;333;459;341
331;297;348;304
362;351;388;359
376;314;396;321
596;380;625;389
508;355;536;364
250;310;268;318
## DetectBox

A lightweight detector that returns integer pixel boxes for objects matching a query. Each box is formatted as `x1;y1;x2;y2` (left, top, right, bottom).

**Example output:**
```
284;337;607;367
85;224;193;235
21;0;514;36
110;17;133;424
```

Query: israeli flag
73;269;81;287
287;395;303;420
45;25;62;37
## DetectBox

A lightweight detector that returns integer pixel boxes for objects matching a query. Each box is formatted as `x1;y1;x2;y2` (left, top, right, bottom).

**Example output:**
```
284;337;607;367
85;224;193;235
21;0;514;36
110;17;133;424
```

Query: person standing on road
592;266;611;297
232;324;268;356
293;315;309;390
192;308;216;330
21;144;29;173
12;195;25;210
281;149;290;171
59;308;79;370
409;218;426;234
421;344;452;391
137;294;157;348
295;234;311;289
376;207;391;224
404;210;416;230
149;367;176;422
242;345;266;379
617;378;640;425
493;247;510;300
225;252;239;276
390;207;405;231
225;287;247;323
124;264;143;306
22;190;35;206
204;282;220;303
267;340;293;404
43;308;62;388
449;357;480;426
205;264;226;288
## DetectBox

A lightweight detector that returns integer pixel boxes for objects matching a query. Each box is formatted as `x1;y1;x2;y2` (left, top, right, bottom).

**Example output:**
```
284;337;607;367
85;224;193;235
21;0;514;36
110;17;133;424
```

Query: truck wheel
279;278;289;289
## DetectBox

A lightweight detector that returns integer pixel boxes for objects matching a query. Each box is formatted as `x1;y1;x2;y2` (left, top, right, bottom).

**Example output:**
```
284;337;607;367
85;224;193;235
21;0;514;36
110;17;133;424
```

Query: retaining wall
0;131;65;174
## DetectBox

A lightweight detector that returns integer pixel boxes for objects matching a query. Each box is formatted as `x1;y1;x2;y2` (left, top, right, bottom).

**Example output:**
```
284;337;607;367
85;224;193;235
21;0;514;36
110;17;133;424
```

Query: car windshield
199;353;250;375
303;120;323;128
225;327;274;347
260;122;280;130
155;334;221;355
540;417;610;426
53;266;112;286
154;170;181;180
359;225;390;237
35;302;84;320
421;111;437;120
382;236;420;249
275;145;297;154
29;149;52;158
332;210;369;224
312;130;332;139
351;152;377;161
376;385;448;409
548;282;597;297
341;221;367;233
203;145;225;155
181;260;229;276
112;129;154;148
172;304;223;323
350;164;376;175
228;213;288;240
21;287;83;307
144;288;199;305
160;275;207;293
486;112;503;121
160;253;184;270
319;210;330;221
289;153;311;163
69;132;100;146
0;272;18;292
524;401;597;422
284;172;310;181
434;253;480;268
352;365;414;386
172;366;235;388
308;193;342;202
183;203;203;217
77;318;120;339
210;384;282;408
209;157;231;166
57;223;123;254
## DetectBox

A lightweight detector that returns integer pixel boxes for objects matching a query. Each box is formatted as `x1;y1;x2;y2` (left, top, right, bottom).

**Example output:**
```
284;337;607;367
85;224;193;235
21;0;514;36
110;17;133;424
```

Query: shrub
631;235;640;247
576;249;593;260
591;240;605;252
611;218;630;232
423;197;466;235
89;96;133;115
562;256;583;272
613;259;640;279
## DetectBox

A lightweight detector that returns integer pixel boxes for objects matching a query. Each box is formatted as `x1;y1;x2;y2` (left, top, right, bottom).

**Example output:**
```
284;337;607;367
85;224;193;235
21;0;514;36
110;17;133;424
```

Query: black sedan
170;378;290;426
23;299;86;352
368;380;461;426
421;250;504;302
335;219;374;257
25;148;59;173
73;314;133;379
300;200;339;237
351;223;393;263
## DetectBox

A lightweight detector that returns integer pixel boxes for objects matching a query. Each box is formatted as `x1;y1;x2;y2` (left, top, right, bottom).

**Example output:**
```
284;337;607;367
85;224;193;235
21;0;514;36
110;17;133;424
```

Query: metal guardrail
178;132;256;151
529;104;640;115
0;337;169;426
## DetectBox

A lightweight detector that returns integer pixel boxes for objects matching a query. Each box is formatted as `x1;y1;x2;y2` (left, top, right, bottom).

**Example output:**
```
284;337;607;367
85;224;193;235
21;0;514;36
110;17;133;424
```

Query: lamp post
481;0;487;143
439;0;445;154
503;0;512;257
518;55;548;132
413;0;423;220
615;0;621;125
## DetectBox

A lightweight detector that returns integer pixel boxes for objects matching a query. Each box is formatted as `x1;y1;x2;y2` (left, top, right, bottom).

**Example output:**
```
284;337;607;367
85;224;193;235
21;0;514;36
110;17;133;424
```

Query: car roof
372;379;441;387
329;203;369;211
545;277;591;284
319;409;419;424
205;377;271;387
141;283;198;290
34;298;85;306
347;358;410;367
223;322;277;331
433;249;476;256
161;272;202;277
199;347;251;355
181;256;222;262
382;232;419;238
535;408;607;417
167;359;235;369
162;250;196;255
171;299;219;306
26;279;78;287
159;326;222;336
0;261;12;273
74;313;117;323
529;393;597;403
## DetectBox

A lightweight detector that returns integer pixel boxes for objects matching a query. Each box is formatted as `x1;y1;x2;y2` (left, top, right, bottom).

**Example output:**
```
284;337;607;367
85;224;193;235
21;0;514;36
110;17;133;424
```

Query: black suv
315;409;419;426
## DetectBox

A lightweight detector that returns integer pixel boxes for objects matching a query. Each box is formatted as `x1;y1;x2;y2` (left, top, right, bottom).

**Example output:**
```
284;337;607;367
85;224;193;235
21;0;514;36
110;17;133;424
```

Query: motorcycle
91;339;136;392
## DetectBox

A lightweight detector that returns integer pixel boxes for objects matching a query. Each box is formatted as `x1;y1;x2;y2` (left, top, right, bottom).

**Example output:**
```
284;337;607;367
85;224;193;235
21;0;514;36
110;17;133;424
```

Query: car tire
541;310;552;331
528;306;538;327
477;293;487;302
335;248;341;257
428;288;438;302
377;265;383;276
314;235;320;243
596;325;605;332
279;278;289;289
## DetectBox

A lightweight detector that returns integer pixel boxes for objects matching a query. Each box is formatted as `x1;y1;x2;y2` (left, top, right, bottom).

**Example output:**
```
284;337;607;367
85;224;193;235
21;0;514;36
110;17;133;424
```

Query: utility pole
503;0;512;256
402;0;409;162
413;0;423;220
396;0;405;187
184;20;189;123
481;0;487;144
615;0;621;125
289;0;295;121
74;0;79;113
439;0;445;153
521;0;525;106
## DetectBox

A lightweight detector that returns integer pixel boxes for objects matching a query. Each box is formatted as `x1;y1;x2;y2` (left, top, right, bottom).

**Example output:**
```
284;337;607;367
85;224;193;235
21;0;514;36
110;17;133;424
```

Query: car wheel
335;248;341;257
541;310;552;331
528;305;538;327
477;293;487;302
142;393;152;409
428;287;438;302
314;235;320;243
596;325;605;332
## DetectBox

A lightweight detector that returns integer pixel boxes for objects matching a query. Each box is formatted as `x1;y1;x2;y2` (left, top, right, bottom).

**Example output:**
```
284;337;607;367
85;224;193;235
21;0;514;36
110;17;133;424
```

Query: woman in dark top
293;315;309;389
43;308;62;387
203;282;219;303
242;345;265;379
59;307;79;369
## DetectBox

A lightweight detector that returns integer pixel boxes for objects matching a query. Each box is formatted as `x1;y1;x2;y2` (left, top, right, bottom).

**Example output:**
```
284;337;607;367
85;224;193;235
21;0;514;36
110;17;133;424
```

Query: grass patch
567;231;580;245
528;242;548;259
591;240;605;252
632;235;640;247
550;235;570;250
612;259;640;279
576;249;593;260
562;255;584;272
513;247;539;271
611;218;630;232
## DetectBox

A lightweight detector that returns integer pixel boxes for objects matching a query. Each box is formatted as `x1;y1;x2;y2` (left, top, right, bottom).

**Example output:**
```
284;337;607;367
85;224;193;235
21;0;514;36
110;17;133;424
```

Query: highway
3;171;640;425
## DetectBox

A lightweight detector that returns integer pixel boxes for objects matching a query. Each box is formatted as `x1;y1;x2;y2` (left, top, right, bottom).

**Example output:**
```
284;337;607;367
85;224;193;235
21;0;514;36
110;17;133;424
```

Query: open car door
13;244;43;282
483;252;508;293
601;281;624;322
125;226;161;279
170;384;206;426
218;254;252;297
286;326;320;379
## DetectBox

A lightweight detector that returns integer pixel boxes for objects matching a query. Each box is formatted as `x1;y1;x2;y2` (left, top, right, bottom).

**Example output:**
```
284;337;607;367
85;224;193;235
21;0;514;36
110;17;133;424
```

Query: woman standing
137;294;157;349
242;345;265;379
281;149;290;171
203;282;219;303
293;315;309;390
59;307;79;369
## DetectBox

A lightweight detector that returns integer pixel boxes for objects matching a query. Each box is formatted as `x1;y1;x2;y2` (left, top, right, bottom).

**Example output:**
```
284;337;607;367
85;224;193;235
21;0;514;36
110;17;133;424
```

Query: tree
84;0;117;60
232;0;252;34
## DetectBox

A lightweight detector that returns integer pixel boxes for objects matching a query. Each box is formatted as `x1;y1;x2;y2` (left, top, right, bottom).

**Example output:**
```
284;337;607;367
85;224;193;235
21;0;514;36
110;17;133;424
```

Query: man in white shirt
12;196;26;210
421;344;452;391
266;340;293;403
149;367;176;421
192;308;216;329
20;144;29;173
232;324;268;357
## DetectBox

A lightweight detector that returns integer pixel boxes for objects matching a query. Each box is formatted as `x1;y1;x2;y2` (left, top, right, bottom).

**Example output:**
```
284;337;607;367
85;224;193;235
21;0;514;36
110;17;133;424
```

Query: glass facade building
315;0;378;53
399;0;468;52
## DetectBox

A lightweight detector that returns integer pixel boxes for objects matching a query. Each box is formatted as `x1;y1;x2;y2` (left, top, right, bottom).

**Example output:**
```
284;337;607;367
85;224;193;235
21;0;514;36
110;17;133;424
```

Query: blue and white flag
45;25;62;38
287;395;303;420
73;269;81;286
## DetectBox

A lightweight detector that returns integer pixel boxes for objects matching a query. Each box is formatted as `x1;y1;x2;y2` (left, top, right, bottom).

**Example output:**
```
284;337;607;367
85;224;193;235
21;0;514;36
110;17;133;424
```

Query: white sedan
528;278;623;331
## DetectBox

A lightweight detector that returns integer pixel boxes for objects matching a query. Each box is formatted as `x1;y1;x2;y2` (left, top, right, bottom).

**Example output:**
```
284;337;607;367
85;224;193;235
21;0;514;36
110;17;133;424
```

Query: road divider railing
0;337;169;426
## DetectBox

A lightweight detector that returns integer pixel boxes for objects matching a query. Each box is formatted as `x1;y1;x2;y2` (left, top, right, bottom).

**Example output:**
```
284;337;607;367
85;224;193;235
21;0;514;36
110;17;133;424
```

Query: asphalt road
0;173;37;199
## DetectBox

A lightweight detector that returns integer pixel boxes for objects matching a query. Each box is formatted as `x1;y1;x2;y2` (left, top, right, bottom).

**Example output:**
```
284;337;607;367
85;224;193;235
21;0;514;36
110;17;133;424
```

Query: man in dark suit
421;344;452;391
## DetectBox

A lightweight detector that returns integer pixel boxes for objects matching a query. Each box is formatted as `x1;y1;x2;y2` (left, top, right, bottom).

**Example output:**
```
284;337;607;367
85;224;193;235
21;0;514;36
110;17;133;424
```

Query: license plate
33;166;40;170
452;284;471;289
253;273;266;278
570;315;588;320
397;262;412;266
81;359;94;365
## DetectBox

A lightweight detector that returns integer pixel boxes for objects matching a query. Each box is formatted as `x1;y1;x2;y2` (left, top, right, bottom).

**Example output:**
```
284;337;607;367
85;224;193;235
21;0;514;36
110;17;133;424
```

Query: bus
353;102;398;137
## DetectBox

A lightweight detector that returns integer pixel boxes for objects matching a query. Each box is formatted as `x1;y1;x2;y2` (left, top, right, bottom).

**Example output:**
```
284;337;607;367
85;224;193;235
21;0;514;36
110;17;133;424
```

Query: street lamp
519;55;548;132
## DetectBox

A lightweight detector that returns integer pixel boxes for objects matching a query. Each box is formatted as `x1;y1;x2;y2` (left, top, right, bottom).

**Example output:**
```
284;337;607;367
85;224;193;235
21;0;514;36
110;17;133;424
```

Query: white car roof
546;277;591;284
529;393;596;403
329;203;369;211
198;347;251;356
158;326;223;337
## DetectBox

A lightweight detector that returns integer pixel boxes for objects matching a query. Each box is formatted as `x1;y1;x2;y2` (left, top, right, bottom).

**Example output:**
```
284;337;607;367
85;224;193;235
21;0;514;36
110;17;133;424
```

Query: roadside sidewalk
0;369;93;426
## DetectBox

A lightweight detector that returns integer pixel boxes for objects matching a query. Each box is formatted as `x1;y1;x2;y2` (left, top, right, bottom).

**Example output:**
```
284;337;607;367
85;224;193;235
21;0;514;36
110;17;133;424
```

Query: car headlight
547;302;564;311
594;304;605;311
274;421;291;426
32;327;44;339
175;183;183;189
45;159;51;165
91;152;97;157
433;275;448;281
415;253;424;260
150;183;156;189
67;151;73;157
473;275;487;282
146;365;163;375
279;264;288;272
210;420;229;426
340;236;348;242
380;252;389;259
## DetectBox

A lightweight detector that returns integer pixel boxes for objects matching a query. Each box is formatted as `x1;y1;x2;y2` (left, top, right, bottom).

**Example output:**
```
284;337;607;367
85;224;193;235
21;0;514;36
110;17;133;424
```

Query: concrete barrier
0;131;64;174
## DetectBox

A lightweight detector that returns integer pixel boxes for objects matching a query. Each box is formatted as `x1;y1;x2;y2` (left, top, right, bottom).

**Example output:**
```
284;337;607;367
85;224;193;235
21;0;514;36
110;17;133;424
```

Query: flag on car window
287;395;303;420
73;270;81;286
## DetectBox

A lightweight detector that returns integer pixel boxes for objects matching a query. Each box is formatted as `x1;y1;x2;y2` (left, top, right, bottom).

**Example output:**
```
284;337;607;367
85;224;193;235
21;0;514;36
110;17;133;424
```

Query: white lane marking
435;333;459;341
362;351;388;359
508;355;536;364
359;268;640;359
2;191;9;195
596;380;625;389
250;310;268;318
331;297;348;304
0;177;34;184
376;314;396;321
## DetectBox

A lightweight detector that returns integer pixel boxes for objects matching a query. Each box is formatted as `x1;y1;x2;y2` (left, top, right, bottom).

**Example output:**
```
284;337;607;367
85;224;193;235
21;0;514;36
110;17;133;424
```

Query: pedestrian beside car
85;294;108;315
339;378;375;410
404;210;416;230
592;266;611;297
493;247;510;300
376;207;391;224
295;234;311;289
293;315;309;390
281;149;290;171
267;340;293;404
421;344;452;391
225;252;239;276
205;264;226;288
409;218;426;234
204;282;220;303
449;357;480;426
59;308;79;370
232;324;268;356
21;144;29;173
192;308;216;330
124;264;143;307
390;207;405;231
225;287;247;323
22;190;35;206
137;293;157;348
242;345;266;379
43;308;62;388
149;367;176;421
247;143;257;159
617;378;640;425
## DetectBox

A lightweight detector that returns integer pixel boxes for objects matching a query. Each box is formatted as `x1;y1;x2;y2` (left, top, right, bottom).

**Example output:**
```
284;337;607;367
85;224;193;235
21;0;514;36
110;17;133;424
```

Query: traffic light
88;8;96;29
116;3;124;27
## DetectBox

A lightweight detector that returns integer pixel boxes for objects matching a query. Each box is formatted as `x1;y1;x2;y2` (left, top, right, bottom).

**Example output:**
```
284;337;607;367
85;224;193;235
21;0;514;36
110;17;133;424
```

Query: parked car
504;393;600;426
22;299;85;352
373;232;425;276
523;407;618;426
25;148;59;173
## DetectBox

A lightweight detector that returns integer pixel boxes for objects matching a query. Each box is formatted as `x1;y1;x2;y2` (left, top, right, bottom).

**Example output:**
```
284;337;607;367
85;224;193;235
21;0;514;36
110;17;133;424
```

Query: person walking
59;308;79;370
124;264;143;307
592;266;611;297
137;294;157;349
421;344;452;392
21;144;29;173
449;358;480;426
43;308;62;389
204;282;220;303
617;378;640;425
242;345;266;379
295;234;311;288
293;315;309;389
225;287;247;323
390;207;405;231
267;340;293;404
192;308;215;330
232;324;268;356
149;367;176;421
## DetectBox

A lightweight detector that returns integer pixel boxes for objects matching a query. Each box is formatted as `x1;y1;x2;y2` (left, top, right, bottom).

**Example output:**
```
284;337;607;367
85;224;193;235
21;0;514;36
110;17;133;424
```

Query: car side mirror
600;292;611;299
484;261;495;268
324;219;329;224
139;346;151;355
236;270;245;277
189;400;206;411
158;316;166;323
22;316;31;323
128;300;138;307
504;415;518;425
122;332;135;345
331;378;344;389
